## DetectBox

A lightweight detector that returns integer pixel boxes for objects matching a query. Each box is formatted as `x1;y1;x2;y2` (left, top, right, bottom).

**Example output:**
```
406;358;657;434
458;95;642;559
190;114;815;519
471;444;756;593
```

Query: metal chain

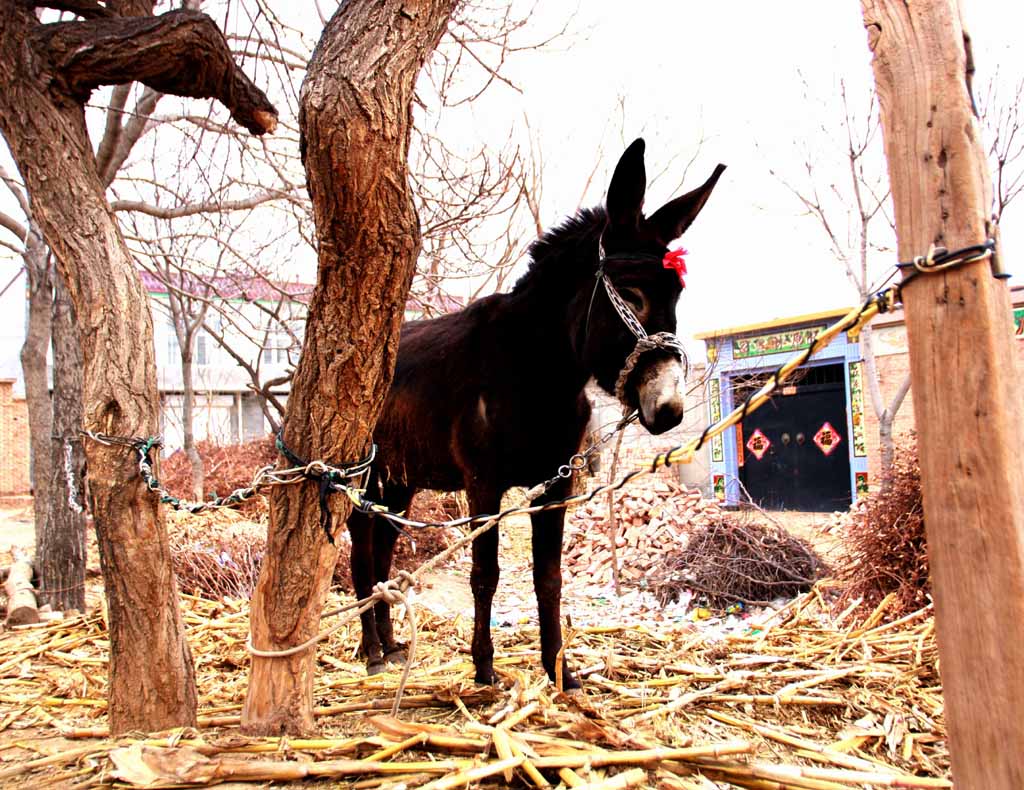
551;411;638;484
614;332;689;407
602;275;649;340
81;237;996;538
597;253;689;410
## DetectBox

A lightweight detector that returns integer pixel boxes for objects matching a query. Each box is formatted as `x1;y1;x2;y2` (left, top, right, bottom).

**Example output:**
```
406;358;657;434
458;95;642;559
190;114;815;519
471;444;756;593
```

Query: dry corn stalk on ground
0;581;948;789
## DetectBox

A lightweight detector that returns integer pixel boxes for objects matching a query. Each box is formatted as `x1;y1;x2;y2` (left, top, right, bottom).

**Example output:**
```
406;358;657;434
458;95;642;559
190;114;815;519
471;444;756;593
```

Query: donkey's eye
620;287;648;317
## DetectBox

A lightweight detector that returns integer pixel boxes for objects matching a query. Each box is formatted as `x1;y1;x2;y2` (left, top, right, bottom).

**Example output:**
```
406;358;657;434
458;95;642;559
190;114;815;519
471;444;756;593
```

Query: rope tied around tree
245;481;549;715
273;429;376;542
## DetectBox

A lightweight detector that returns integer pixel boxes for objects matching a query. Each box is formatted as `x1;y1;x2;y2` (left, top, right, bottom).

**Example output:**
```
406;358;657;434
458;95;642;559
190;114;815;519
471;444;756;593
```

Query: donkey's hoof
474;667;497;685
384;647;407;665
547;670;581;691
562;673;582;691
367;659;387;676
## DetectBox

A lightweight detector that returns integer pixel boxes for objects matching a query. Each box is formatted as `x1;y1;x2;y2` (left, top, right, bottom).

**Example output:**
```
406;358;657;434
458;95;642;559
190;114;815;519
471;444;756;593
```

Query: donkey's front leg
531;481;579;689
468;486;502;685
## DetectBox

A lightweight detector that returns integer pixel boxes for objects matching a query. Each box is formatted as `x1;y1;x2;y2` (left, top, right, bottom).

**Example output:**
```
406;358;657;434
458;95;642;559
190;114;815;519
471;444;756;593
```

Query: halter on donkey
345;138;725;688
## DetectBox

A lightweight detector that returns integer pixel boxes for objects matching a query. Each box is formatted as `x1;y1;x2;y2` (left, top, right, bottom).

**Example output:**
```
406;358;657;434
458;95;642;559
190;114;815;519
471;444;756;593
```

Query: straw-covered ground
0;500;949;790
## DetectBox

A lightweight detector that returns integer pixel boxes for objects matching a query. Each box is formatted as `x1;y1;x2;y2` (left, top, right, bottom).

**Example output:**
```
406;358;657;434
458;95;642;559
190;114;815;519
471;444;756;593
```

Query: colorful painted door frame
699;309;868;509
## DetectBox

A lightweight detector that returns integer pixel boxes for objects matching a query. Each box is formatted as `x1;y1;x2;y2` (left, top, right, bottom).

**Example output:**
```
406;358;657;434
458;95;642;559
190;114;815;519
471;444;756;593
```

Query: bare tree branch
35;9;277;134
35;0;116;19
101;87;163;186
0;208;27;244
111;185;305;218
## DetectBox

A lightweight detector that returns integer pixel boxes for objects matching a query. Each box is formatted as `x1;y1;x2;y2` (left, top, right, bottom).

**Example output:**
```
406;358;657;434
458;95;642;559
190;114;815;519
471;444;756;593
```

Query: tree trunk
861;1;1024;786
181;352;204;500
0;2;275;733
19;231;52;540
877;411;895;485
38;273;86;613
242;0;456;736
0;85;198;733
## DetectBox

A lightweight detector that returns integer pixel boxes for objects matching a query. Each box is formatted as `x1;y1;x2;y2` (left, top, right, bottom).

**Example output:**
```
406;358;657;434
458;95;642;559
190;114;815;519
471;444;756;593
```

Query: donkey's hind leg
348;506;386;674
371;484;414;665
530;478;580;689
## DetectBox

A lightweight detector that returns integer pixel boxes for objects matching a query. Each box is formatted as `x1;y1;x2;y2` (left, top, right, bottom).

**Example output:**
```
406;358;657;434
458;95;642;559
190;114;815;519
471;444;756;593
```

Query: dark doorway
736;364;851;511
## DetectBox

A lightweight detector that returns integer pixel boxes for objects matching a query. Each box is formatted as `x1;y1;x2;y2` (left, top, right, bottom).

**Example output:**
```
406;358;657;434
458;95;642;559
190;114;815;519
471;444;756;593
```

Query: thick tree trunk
242;0;457;736
0;79;198;732
19;232;52;539
38;273;86;613
0;2;275;733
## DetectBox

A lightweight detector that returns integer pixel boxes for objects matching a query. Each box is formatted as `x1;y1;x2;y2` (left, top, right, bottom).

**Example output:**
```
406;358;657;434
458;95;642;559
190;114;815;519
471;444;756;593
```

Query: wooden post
860;2;1024;787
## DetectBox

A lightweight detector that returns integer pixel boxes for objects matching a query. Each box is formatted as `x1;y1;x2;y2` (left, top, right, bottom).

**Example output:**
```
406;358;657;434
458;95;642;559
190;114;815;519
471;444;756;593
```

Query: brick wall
0;380;30;495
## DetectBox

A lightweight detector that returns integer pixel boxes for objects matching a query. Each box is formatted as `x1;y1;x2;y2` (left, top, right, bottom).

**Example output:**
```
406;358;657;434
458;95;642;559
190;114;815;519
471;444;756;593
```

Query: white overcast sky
428;0;1024;339
2;0;1023;374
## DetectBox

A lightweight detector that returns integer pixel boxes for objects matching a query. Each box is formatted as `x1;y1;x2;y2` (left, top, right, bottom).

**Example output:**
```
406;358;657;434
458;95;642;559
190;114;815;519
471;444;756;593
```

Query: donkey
347;139;725;688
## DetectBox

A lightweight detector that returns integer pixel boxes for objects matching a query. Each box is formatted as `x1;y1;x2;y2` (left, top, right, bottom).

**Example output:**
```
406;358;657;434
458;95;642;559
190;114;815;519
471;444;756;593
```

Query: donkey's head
583;138;725;434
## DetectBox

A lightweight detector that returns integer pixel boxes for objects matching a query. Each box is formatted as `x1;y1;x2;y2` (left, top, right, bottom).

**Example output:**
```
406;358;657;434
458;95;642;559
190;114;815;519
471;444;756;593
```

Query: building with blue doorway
696;308;869;511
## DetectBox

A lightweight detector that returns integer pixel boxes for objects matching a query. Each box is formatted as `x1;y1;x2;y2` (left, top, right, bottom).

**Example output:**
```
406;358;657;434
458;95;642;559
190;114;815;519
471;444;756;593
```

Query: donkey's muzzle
637;356;685;435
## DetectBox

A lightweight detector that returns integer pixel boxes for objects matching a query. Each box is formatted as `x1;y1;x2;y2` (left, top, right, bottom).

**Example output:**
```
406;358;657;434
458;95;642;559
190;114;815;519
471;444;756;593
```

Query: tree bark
0;1;275;734
242;0;457;736
861;2;1024;787
38;272;86;613
19;231;52;542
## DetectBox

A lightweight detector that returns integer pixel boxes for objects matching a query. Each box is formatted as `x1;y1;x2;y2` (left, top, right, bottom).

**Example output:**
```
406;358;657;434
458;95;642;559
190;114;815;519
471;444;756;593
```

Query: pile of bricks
563;474;724;587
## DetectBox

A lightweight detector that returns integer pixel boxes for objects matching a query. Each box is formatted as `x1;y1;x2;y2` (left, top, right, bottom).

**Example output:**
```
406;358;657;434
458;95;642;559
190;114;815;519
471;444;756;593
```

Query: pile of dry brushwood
563;475;724;587
160;435;278;514
168;510;265;600
650;515;827;608
565;475;827;607
833;437;930;620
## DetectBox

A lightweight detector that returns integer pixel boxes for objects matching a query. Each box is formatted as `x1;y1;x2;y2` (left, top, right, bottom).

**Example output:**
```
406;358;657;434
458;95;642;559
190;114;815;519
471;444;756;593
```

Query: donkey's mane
512;206;606;294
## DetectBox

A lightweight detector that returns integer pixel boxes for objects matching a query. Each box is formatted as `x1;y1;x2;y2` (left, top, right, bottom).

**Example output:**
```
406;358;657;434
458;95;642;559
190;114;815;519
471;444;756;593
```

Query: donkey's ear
606;138;647;229
648;163;727;242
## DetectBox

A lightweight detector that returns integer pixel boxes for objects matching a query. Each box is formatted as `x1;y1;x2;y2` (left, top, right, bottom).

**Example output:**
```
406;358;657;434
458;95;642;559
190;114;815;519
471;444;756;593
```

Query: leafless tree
773;80;907;482
776;73;1024;484
978;71;1024;223
0;159;89;611
243;0;457;736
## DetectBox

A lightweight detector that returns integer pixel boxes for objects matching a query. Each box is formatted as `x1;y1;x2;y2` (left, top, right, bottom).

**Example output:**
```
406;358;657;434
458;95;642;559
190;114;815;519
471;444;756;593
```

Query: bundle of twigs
834;437;930;621
167;494;464;600
651;515;827;608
